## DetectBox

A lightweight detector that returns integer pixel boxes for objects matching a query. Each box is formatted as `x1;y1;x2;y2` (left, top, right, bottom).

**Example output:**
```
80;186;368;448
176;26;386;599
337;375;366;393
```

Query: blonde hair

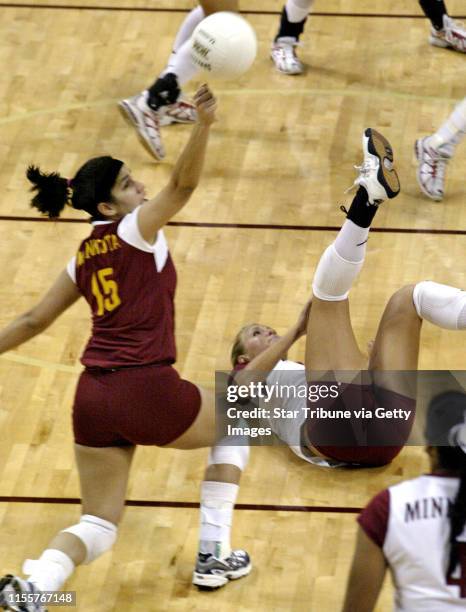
230;324;257;366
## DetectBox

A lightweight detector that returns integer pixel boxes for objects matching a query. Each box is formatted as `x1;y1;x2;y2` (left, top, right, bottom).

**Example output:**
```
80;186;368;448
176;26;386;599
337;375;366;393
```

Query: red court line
0;496;361;513
0;4;463;18
0;215;465;236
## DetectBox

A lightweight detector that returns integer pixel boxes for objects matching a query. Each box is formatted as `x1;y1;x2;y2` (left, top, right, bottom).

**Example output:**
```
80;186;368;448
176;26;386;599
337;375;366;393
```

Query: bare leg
305;298;367;377
370;284;421;368
22;445;135;592
44;445;135;565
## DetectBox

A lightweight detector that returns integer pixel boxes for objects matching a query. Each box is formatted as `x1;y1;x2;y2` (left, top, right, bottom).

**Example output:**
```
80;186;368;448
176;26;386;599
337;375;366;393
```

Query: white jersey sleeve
66;256;77;284
118;206;169;272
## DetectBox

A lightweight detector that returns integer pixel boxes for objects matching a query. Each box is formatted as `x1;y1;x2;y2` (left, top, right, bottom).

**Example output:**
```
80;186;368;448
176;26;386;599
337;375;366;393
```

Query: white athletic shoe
193;550;252;589
349;128;400;204
415;137;450;201
0;575;47;611
118;91;165;160
271;37;304;75
429;15;466;53
159;98;197;127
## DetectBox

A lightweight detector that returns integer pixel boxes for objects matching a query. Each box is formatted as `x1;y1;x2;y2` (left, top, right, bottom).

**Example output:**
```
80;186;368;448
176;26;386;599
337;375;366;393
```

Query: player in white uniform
343;390;466;612
415;97;466;201
231;129;466;467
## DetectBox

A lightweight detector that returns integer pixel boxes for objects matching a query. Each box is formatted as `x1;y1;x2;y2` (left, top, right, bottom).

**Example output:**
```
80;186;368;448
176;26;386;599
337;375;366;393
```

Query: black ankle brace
419;0;447;31
344;187;379;228
147;73;181;110
275;6;307;41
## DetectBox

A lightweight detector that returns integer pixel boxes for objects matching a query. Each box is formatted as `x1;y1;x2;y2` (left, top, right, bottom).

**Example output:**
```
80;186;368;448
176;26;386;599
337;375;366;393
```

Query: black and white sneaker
192;550;252;589
0;575;47;611
351;128;400;204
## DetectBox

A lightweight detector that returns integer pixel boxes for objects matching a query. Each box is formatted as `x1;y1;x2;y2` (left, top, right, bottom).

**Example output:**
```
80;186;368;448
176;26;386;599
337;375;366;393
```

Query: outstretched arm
235;298;312;387
0;270;81;354
138;84;217;243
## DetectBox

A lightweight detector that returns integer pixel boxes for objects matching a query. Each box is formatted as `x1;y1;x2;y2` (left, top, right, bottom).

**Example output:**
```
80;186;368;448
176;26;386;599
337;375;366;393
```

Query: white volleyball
190;12;257;80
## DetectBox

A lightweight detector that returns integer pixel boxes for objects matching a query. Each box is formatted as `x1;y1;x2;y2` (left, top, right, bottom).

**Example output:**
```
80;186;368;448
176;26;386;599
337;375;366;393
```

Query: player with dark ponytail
27;156;124;220
0;84;251;612
343;390;466;612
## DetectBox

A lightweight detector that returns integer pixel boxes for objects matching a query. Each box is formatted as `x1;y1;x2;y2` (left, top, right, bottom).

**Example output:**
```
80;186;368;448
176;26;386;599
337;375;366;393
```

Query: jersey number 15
91;268;121;316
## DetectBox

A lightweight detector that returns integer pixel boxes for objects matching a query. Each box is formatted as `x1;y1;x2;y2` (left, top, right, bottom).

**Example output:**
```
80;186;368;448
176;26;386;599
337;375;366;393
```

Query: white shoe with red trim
429;15;466;53
415;137;450;201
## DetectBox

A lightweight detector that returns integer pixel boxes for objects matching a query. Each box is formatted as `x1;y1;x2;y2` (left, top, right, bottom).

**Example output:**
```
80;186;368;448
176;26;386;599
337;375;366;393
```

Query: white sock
413;281;466;330
428;97;466;157
160;38;200;86
23;549;75;592
199;481;239;559
334;219;370;262
163;6;205;75
285;0;314;23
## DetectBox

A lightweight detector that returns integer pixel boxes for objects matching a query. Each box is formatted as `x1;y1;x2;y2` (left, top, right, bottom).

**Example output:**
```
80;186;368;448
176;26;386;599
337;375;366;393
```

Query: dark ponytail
426;391;466;576
27;165;69;219
26;156;124;220
437;447;466;575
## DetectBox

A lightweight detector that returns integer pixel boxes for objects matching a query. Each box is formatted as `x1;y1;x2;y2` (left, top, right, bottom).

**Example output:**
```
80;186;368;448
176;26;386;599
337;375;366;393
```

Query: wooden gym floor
0;0;465;610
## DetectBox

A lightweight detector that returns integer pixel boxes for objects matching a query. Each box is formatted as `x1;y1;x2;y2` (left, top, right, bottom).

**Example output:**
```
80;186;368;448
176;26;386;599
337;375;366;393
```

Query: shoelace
354;159;378;177
344;160;377;195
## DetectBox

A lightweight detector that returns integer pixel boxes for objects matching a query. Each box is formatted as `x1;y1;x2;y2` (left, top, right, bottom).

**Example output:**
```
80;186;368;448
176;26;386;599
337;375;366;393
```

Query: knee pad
312;244;364;301
208;438;250;471
413;281;466;330
61;515;117;564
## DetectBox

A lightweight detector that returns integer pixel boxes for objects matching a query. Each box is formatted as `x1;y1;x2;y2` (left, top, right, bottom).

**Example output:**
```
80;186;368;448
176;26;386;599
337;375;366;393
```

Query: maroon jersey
69;210;177;368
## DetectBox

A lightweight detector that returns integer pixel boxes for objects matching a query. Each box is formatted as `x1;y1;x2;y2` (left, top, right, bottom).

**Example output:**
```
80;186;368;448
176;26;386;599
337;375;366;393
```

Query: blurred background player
0;86;251;612
415;97;466;201
270;0;314;75
269;0;466;76
342;390;466;612
119;0;238;161
231;129;466;467
419;0;466;52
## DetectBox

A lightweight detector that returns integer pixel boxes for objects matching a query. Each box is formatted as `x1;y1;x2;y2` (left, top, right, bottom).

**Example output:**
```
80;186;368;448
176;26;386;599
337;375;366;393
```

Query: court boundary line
0;4;464;18
0;496;361;513
0;215;465;236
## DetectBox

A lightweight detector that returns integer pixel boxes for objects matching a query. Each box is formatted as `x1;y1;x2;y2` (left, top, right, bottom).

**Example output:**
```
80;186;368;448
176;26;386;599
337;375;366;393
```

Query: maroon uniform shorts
306;383;416;466
73;364;201;447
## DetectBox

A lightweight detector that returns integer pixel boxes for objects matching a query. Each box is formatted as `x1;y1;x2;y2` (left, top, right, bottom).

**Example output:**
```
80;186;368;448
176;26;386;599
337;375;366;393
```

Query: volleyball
190;12;257;80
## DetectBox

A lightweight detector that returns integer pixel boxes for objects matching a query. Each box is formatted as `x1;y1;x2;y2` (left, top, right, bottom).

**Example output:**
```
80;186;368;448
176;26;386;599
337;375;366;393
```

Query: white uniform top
66;205;169;283
359;475;466;611
263;360;344;468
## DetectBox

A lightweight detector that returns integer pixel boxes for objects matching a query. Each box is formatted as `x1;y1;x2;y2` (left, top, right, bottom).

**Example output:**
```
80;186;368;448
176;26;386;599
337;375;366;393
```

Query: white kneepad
413;281;466;330
62;515;117;564
312;244;364;301
208;439;250;471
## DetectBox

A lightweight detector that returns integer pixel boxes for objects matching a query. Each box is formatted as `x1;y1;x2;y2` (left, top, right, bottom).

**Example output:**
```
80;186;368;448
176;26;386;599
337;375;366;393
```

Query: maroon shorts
306;383;416;466
73;364;201;447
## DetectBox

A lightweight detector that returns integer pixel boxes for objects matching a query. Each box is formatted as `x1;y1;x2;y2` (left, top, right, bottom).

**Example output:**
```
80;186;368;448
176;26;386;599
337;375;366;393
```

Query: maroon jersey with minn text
73;216;177;368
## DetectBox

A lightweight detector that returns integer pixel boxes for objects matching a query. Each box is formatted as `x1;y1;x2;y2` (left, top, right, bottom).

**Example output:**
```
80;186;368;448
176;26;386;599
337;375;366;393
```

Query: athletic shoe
0;575;47;611
429;15;466;53
415;137;450;201
192;550;252;589
118;91;165;160
271;37;304;75
349;128;400;204
159;98;197;127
